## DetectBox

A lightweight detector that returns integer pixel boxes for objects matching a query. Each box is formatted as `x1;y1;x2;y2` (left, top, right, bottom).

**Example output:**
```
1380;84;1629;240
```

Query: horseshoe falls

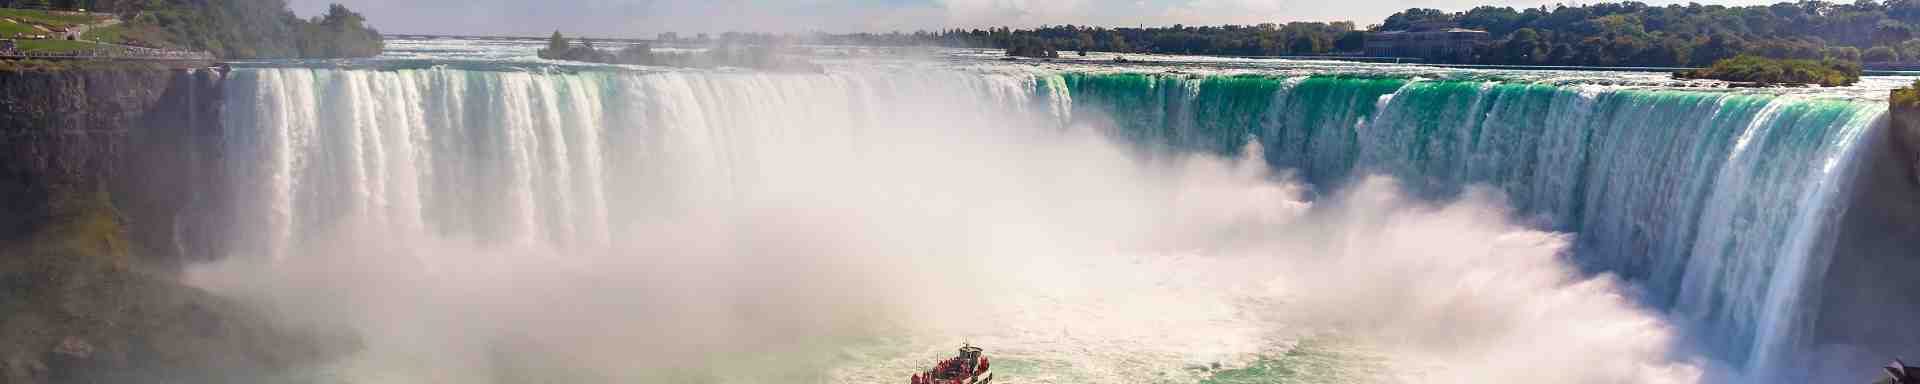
1057;73;1891;373
198;54;1914;383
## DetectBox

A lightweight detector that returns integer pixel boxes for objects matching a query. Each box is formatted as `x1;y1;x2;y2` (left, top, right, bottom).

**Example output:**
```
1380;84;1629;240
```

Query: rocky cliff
0;65;230;269
0;65;340;384
1897;97;1920;188
1808;94;1920;380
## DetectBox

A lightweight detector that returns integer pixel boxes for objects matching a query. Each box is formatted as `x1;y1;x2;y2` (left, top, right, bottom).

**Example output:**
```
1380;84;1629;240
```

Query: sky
291;0;1779;37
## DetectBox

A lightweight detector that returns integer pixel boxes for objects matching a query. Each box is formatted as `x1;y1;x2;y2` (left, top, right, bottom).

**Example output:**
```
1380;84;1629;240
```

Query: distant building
1364;28;1490;62
658;32;679;42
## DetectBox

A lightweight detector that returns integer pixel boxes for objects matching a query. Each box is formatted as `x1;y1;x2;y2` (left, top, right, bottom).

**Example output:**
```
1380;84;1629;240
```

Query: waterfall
220;66;1892;374
221;66;1048;252
1049;73;1888;372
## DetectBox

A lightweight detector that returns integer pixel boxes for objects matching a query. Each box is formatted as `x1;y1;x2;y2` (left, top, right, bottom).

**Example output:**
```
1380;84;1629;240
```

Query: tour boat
908;344;993;384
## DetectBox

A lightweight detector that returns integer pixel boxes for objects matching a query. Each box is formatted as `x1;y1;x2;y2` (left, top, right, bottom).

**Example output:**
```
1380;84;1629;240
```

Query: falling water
215;65;1889;379
1051;73;1889;372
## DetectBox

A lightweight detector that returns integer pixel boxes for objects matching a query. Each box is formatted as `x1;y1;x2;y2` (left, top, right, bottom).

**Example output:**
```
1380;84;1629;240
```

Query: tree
319;4;364;28
1334;31;1366;52
1458;6;1525;35
547;31;568;55
1876;20;1914;47
823;0;1920;67
1826;46;1862;62
1006;36;1058;58
1105;34;1129;53
1675;55;1861;86
1903;39;1920;62
1287;35;1318;54
1693;33;1748;66
1541;43;1570;64
1381;8;1453;31
301;4;381;57
1502;28;1546;63
1866;45;1900;62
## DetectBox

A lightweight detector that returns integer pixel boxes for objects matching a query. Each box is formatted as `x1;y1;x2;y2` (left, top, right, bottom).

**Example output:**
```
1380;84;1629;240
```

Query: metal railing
0;45;213;61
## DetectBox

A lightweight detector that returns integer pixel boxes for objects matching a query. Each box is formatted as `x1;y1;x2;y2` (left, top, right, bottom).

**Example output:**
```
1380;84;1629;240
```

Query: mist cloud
191;67;1702;383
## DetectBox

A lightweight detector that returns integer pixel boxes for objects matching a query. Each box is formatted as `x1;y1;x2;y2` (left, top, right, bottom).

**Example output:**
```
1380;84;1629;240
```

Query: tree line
826;23;1367;58
2;0;382;58
539;31;823;72
828;0;1920;66
1395;1;1920;66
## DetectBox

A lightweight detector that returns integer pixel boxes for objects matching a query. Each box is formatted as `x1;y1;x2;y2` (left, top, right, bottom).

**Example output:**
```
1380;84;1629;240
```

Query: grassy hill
0;8;105;28
0;2;383;59
0;8;121;54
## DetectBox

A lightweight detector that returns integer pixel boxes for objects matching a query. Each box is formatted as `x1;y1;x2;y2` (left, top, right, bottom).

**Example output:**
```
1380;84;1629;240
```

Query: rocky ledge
0;63;348;384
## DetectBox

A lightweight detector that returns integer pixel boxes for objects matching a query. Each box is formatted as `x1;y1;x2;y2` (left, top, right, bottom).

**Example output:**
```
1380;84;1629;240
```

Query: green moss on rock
0;186;349;384
1894;80;1920;110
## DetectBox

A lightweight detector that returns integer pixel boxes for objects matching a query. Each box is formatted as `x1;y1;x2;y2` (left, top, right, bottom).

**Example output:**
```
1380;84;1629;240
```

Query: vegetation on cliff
1895;80;1920;108
828;22;1361;58
538;31;820;72
1673;55;1861;87
0;8;131;55
1376;1;1911;66
0;7;100;27
0;66;349;383
57;0;384;58
1004;36;1059;58
0;186;346;383
536;31;611;62
825;0;1920;67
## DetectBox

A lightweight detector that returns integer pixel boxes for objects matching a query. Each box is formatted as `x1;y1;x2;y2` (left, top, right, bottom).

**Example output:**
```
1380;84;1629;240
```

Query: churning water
186;38;1909;383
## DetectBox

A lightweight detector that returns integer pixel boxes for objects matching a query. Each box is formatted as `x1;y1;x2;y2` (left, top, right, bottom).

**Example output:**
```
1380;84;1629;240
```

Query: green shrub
1894;80;1920;109
0;184;347;382
1674;55;1862;87
113;1;381;58
1866;46;1900;62
1827;46;1862;63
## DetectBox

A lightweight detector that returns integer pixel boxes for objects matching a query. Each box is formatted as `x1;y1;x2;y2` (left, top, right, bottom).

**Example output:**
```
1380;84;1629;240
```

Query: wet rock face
0;67;230;269
1807;99;1920;379
1902;108;1920;187
1891;95;1920;187
0;67;347;384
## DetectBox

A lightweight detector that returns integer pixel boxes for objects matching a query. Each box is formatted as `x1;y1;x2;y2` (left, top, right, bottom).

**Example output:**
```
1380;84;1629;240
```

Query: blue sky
293;0;1777;37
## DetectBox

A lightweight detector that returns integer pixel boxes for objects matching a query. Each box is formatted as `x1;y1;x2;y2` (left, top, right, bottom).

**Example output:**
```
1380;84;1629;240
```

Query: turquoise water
1045;73;1887;372
1199;338;1390;384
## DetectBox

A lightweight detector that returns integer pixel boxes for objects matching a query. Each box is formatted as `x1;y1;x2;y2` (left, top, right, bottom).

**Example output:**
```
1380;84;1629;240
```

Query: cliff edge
1807;91;1920;381
1895;95;1920;188
0;65;343;384
0;64;228;268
